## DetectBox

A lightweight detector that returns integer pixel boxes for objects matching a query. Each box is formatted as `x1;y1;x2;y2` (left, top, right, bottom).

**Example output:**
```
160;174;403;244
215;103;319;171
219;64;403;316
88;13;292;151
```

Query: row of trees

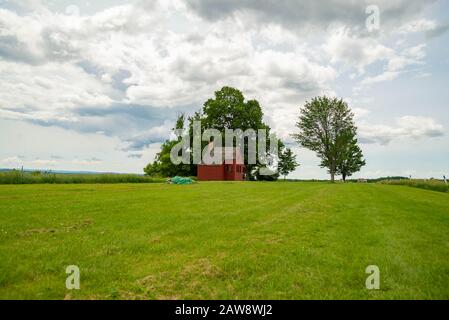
144;87;365;182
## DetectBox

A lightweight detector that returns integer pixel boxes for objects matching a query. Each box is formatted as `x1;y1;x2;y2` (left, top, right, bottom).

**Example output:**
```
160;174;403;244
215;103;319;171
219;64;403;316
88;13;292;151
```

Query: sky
0;0;448;179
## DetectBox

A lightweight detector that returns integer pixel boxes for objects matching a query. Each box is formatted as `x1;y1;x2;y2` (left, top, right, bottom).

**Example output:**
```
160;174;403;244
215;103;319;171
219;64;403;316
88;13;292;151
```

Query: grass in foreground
0;182;448;299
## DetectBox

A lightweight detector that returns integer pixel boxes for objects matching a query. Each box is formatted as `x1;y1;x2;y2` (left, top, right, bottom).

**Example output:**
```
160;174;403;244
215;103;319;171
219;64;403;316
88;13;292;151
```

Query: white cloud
0;0;446;179
352;107;371;120
0;1;340;149
0;61;114;117
358;44;427;87
359;116;444;145
124;120;174;151
323;27;394;74
0;156;102;168
0;119;159;173
0;156;23;165
184;0;436;32
398;18;437;34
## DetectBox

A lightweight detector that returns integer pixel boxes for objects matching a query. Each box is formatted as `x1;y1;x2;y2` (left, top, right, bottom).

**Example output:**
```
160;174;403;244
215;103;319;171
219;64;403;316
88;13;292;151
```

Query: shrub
0;171;165;185
380;179;449;193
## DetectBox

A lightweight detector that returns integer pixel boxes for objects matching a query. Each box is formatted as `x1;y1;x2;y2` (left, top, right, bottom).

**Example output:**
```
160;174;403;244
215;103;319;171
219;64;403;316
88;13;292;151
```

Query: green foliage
323;135;366;181
278;148;299;180
380;179;449;193
144;113;196;178
336;137;365;181
202;86;266;132
174;113;186;132
196;87;272;180
293;96;364;182
0;170;163;184
143;161;162;177
145;87;283;180
144;138;195;178
367;176;408;182
198;87;278;180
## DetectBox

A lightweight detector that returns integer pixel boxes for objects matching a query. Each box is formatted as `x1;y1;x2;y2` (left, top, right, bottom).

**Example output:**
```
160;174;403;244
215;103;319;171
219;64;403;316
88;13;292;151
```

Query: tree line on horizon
144;86;365;182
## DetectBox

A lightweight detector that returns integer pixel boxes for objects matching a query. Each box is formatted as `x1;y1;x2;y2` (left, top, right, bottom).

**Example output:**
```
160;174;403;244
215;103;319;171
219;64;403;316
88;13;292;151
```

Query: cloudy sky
0;0;448;179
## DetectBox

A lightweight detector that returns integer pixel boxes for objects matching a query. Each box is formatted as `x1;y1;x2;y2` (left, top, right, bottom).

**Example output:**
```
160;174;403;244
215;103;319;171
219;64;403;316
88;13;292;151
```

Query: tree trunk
328;157;336;183
342;173;346;182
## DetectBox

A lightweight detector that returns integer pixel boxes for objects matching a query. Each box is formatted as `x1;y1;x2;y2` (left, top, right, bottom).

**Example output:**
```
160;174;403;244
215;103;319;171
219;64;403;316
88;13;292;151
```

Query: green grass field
0;182;448;300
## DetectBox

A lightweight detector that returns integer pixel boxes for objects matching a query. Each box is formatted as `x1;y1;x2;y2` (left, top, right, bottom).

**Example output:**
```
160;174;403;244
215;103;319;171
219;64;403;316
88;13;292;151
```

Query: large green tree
145;87;284;180
278;148;299;180
189;86;277;180
144;114;195;178
143;139;195;178
201;87;266;132
293;96;360;182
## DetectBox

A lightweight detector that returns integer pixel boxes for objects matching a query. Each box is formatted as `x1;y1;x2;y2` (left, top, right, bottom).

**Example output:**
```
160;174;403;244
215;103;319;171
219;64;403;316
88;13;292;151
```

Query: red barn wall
224;164;245;181
197;165;225;181
198;164;245;181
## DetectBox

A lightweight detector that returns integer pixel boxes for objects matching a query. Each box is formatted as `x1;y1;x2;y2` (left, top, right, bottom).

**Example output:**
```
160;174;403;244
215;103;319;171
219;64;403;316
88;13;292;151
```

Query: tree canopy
335;137;366;181
144;86;284;180
278;148;299;180
202;87;267;132
293;96;365;182
144;114;195;178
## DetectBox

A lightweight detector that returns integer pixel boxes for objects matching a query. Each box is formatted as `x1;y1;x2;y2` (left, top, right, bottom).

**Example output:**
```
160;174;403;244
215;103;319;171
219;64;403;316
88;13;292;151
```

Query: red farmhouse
197;147;246;181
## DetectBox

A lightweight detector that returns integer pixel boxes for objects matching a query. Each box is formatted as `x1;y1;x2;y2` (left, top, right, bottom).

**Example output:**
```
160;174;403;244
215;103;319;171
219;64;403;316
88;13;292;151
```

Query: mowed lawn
0;182;448;300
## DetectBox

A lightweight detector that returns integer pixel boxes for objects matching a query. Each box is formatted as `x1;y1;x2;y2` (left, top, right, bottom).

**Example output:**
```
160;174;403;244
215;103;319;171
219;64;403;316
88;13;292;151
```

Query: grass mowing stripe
0;182;448;299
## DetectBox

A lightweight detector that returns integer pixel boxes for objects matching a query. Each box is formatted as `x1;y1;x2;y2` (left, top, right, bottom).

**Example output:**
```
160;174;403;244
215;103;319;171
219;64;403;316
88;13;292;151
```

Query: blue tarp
169;176;195;185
